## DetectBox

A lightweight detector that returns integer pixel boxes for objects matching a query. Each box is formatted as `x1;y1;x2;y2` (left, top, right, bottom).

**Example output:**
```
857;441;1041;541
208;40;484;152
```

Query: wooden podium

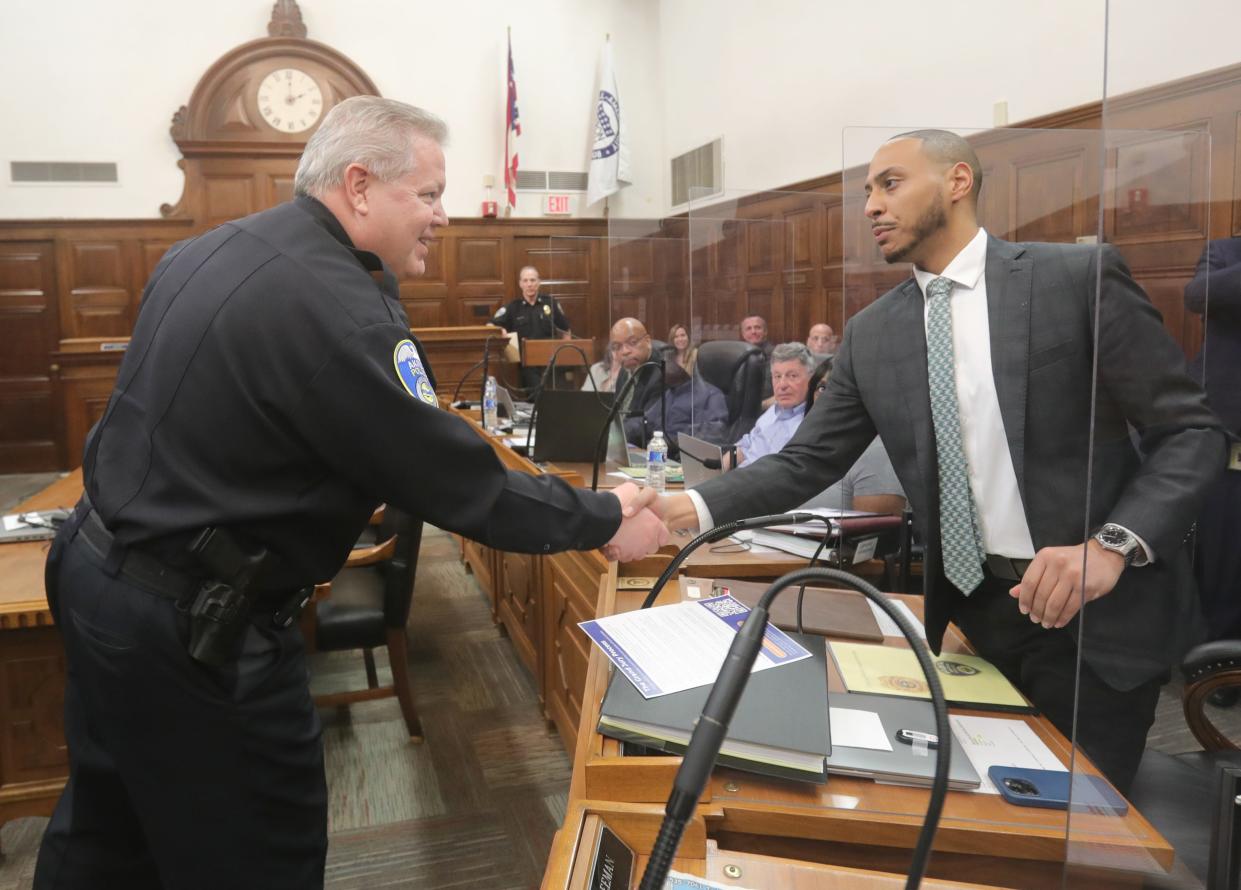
542;800;995;889
523;337;594;390
522;338;595;369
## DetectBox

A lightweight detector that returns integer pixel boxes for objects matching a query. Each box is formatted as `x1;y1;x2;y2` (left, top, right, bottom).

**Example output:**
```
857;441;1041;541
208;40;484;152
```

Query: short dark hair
806;358;833;408
892;129;983;203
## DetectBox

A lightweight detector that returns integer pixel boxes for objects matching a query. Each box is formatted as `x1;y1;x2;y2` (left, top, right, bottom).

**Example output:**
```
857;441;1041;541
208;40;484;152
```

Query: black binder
597;633;830;784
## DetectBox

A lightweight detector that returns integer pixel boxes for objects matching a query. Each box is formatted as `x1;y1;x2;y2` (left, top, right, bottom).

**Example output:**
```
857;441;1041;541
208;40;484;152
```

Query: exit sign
544;194;572;215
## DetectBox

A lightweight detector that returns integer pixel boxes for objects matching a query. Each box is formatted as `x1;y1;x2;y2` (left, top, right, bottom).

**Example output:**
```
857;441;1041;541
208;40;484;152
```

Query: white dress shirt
685;227;1149;563
910;228;1035;559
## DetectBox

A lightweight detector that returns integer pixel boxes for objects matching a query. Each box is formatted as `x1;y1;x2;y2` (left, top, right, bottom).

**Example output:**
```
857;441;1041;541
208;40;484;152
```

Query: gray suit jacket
694;236;1226;690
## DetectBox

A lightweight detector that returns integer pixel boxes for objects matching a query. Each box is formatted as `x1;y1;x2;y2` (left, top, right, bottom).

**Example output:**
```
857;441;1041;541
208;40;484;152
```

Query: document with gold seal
830;641;1034;712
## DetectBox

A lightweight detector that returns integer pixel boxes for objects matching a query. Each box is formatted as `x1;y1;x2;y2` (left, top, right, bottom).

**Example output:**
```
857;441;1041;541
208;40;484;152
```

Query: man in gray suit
659;130;1225;792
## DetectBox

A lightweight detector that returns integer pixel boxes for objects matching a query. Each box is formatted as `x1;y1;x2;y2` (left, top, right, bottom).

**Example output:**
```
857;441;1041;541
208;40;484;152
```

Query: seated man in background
806;322;838;360
740;314;773;357
734;342;815;467
741;314;775;401
608;317;658;413
734;346;904;513
625;354;729;449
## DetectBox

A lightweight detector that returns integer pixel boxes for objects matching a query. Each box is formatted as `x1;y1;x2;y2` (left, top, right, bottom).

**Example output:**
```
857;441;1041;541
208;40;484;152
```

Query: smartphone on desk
989;766;1128;815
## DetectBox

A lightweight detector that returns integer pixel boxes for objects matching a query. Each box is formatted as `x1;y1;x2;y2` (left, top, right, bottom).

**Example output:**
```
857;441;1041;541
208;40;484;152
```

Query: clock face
257;68;324;134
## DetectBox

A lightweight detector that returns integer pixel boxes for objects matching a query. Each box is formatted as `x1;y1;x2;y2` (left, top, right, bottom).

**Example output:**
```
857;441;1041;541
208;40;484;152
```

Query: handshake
600;482;673;562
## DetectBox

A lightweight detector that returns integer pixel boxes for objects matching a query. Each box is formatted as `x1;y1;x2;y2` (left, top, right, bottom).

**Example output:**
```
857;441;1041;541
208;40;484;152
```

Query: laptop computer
517;389;615;463
677;433;725;489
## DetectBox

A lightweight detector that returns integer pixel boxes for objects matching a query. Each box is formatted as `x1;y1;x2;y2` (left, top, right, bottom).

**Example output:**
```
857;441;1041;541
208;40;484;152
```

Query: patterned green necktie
925;276;985;594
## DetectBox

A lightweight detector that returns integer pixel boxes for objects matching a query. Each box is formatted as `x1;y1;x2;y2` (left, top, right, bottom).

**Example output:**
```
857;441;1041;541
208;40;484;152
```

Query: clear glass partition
1064;4;1228;886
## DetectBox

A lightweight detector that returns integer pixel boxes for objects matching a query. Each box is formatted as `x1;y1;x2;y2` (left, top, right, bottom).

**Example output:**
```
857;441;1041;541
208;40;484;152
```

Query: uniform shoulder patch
543;303;552;315
393;339;439;406
495;306;507;317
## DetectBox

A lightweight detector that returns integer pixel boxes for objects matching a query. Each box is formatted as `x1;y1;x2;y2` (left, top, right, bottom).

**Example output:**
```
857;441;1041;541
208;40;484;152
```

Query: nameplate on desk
99;342;127;352
588;824;634;890
617;576;658;590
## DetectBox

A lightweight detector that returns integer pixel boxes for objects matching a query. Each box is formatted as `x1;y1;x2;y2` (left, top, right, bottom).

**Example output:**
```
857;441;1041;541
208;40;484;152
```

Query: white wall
3;0;1238;221
0;0;665;220
658;0;1241;208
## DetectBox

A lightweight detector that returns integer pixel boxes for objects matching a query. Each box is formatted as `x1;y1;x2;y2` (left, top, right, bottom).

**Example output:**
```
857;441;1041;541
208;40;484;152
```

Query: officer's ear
342;163;372;214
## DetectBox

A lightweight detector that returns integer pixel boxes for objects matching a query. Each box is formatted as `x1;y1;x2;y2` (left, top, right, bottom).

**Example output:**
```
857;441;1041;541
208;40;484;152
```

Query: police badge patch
393;339;438;406
495;306;506;317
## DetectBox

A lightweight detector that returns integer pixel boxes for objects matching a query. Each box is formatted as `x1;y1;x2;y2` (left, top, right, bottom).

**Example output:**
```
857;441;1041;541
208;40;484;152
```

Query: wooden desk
543;800;999;889
0;470;79;829
555;564;1175;889
448;407;822;753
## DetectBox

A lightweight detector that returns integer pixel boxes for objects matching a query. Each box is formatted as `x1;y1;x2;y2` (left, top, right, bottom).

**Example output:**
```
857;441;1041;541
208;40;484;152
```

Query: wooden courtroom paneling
62;239;135;339
0;242;58;471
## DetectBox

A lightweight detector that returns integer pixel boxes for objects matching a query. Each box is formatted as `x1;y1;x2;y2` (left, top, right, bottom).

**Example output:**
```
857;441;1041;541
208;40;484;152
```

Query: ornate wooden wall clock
160;0;379;222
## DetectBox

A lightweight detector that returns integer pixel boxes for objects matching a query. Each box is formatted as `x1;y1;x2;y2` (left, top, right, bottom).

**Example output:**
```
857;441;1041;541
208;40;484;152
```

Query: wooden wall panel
63;241;134;339
0;215;606;472
1011;150;1087;244
202;175;256;226
0;242;59;471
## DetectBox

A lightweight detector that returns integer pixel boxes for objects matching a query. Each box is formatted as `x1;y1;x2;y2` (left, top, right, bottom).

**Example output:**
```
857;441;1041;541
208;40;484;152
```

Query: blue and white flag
586;40;631;206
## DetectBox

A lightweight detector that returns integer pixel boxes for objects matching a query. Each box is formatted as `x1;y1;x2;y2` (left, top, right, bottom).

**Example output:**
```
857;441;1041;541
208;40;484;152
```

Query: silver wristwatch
1092;523;1139;567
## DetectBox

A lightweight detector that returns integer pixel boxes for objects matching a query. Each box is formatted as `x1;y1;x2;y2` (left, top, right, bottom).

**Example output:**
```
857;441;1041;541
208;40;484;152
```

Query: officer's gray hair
294;96;449;198
770;342;815;370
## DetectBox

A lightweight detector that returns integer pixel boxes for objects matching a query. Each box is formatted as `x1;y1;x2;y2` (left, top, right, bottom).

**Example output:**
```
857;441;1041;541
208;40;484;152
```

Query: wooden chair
1128;640;1241;885
311;507;425;742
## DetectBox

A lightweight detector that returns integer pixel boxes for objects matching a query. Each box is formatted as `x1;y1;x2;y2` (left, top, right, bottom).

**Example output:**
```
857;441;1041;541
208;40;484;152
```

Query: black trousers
951;574;1162;795
34;527;327;890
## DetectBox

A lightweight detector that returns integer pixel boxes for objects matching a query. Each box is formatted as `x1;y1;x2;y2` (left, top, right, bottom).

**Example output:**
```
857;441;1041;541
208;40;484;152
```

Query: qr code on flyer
698;595;750;619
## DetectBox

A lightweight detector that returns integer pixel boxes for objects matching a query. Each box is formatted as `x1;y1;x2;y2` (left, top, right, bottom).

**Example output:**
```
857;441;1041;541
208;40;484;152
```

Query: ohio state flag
505;31;521;209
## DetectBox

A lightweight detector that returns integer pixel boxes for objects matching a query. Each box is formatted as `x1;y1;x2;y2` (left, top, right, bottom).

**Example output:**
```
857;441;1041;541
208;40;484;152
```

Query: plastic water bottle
482;375;498;432
646;430;668;493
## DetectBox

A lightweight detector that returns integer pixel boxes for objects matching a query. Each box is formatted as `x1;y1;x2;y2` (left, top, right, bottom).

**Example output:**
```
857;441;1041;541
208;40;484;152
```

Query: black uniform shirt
490;294;569;342
85;196;620;588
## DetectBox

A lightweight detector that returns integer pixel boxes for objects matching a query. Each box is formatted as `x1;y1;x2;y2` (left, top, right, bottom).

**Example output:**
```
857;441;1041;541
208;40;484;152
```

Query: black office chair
312;507;426;742
1127;640;1241;886
695;341;766;442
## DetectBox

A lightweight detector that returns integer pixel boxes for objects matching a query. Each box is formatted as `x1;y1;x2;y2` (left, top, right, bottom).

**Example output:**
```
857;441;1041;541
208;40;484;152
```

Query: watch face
258;68;323;134
1098;525;1132;548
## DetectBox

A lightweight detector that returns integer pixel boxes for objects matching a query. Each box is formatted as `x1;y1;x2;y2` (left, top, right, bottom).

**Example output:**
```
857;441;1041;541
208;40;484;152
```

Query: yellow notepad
830;641;1032;712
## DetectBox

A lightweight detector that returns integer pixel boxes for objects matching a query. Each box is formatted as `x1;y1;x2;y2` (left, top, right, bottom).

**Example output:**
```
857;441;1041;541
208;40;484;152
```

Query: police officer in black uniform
490;265;571;394
34;97;666;890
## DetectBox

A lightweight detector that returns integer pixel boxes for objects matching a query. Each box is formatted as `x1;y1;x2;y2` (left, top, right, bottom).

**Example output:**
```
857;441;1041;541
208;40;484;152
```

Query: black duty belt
984;553;1033;582
78;508;203;602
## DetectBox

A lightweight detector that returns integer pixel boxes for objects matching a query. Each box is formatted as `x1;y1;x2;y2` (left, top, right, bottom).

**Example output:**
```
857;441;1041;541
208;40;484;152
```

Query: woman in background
668;323;698;374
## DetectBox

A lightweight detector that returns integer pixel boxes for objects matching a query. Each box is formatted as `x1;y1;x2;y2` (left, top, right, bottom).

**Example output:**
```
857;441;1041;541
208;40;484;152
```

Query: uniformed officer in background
490;265;572;393
34;96;666;890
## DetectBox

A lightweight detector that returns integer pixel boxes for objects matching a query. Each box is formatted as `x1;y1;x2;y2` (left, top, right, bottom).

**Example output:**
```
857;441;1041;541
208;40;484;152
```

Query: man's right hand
602;507;670;562
658;493;700;536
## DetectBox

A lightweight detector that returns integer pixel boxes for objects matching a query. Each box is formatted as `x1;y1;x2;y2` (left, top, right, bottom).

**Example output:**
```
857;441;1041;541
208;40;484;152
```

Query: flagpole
505;26;513;218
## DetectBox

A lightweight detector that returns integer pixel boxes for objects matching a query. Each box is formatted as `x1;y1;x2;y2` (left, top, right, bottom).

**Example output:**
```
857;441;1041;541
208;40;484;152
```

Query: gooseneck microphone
450;333;497;408
637;566;951;890
638;512;829;608
523;342;598;455
589;359;665;491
